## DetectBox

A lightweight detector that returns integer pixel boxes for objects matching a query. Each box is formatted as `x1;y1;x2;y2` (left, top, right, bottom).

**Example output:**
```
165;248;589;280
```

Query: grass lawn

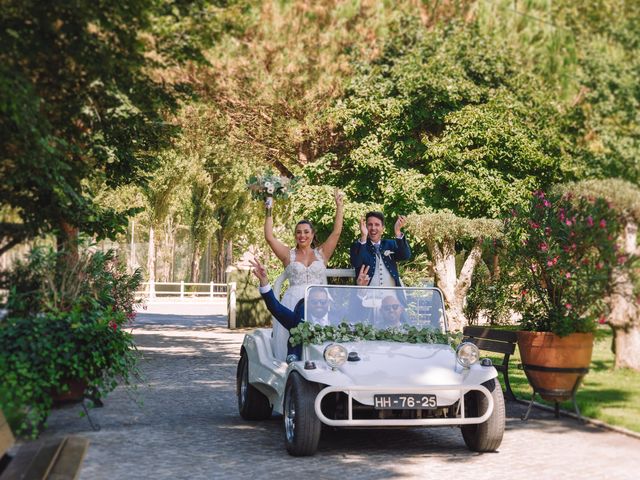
495;328;640;433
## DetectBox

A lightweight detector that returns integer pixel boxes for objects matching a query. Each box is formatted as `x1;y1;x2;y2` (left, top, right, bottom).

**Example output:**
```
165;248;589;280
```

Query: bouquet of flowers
247;171;295;201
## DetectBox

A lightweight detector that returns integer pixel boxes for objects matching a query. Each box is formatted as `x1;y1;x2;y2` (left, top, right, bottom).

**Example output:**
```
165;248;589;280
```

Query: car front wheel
237;350;272;420
283;372;322;456
461;378;505;452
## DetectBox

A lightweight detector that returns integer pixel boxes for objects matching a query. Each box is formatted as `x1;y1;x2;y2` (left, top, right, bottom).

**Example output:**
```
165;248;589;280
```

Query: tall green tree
0;0;179;254
320;18;574;220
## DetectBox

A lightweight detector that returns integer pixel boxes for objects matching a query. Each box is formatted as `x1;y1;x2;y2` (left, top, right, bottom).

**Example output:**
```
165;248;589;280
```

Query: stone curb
514;397;640;440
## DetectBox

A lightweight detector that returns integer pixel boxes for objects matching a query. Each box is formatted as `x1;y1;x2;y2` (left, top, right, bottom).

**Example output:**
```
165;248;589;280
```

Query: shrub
0;247;141;436
504;191;620;336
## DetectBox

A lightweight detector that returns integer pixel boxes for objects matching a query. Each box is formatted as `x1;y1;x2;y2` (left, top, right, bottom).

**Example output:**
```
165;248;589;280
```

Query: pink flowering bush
505;190;620;336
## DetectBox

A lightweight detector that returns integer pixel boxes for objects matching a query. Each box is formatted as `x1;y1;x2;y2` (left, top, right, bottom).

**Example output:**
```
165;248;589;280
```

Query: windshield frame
302;285;448;333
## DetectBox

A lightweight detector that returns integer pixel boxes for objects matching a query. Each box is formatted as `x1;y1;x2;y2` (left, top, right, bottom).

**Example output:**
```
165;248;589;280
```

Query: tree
554;179;640;371
140;152;189;286
407;212;502;331
320;18;574;222
0;0;179;254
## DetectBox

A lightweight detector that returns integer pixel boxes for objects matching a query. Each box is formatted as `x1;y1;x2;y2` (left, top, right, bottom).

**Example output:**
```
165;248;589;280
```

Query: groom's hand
394;215;407;237
359;217;368;243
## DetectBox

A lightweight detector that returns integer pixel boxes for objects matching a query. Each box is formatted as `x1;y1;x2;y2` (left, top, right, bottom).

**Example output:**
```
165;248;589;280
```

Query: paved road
43;313;640;479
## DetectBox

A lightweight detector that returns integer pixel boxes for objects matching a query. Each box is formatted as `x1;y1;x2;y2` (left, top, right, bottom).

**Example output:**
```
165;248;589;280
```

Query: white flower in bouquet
246;171;298;201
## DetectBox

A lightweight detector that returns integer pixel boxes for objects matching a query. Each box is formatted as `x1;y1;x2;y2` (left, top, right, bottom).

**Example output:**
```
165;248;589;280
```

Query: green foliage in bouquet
0;247;141;437
246;170;298;201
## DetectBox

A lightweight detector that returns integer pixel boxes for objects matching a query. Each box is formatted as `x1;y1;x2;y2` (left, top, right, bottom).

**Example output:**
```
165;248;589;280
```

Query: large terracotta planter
51;379;88;405
517;331;594;402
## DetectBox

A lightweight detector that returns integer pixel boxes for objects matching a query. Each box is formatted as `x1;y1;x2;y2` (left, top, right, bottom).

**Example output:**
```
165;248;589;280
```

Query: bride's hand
334;188;345;208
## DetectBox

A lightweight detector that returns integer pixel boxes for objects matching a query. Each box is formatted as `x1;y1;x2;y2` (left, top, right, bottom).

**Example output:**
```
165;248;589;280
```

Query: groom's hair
365;211;385;225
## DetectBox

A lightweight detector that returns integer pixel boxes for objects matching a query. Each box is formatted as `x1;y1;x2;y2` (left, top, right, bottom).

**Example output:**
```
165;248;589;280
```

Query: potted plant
0;247;141;437
504;190;620;401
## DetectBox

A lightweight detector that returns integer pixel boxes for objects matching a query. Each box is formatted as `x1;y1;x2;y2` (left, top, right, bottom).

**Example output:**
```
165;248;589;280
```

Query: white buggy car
236;285;505;456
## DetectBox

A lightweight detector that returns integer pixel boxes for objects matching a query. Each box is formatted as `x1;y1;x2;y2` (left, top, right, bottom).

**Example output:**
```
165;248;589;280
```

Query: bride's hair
294;220;317;249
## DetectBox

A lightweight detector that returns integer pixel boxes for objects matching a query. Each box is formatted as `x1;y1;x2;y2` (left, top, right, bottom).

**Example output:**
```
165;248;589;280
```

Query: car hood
302;341;496;406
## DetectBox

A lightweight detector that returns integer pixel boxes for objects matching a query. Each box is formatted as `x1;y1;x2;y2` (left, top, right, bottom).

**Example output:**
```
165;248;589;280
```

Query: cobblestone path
43;313;640;479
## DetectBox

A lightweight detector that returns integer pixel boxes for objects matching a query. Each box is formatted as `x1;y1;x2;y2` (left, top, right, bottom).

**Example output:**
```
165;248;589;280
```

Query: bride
264;189;345;359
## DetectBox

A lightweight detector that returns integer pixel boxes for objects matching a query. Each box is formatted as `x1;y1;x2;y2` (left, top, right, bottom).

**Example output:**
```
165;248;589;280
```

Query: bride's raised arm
318;189;345;264
264;198;291;265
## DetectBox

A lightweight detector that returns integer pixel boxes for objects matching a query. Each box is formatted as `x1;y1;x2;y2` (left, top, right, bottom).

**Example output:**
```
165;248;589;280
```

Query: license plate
373;394;437;410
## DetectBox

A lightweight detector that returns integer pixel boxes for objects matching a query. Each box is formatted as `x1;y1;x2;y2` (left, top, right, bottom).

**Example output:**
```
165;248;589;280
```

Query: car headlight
456;342;480;368
323;344;348;368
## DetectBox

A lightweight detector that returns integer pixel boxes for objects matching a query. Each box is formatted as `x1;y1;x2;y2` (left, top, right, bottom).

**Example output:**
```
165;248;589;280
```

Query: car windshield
303;285;447;332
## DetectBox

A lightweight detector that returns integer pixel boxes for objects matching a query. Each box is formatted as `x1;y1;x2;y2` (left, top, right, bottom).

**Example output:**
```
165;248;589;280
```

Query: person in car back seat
251;259;369;361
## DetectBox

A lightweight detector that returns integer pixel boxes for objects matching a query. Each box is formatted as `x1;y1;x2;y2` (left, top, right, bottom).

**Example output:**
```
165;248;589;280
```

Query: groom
350;211;411;287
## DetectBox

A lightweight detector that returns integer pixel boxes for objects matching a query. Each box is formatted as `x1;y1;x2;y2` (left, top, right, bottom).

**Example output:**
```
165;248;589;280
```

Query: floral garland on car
288;321;461;348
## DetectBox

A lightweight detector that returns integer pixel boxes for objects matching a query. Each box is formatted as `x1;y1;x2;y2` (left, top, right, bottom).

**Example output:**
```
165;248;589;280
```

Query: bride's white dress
272;248;328;360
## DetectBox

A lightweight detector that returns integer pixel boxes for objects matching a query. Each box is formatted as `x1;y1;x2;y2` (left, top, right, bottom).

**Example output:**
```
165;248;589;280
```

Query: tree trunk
147;225;156;284
57;220;79;263
607;219;640;370
190;243;201;283
225;239;233;270
213;229;225;283
427;237;483;332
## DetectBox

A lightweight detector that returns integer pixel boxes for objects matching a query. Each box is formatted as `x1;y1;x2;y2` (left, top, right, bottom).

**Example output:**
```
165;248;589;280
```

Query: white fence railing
136;281;228;300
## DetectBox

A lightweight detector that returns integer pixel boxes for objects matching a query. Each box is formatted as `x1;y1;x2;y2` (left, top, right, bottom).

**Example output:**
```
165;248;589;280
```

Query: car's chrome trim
314;384;494;427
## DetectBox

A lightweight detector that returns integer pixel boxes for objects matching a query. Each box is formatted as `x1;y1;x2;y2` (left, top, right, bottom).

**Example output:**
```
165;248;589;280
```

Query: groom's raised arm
393;235;411;261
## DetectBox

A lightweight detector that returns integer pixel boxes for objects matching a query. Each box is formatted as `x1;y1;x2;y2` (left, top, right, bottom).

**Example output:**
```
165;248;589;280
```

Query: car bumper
314;384;494;427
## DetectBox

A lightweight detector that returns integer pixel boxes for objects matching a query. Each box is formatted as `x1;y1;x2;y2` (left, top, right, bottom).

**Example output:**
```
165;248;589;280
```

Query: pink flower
565;303;572;310
539;242;548;252
544;227;552;237
529;221;540;229
521;289;528;297
598;315;606;325
586;216;594;227
618;255;628;264
599;219;606;228
565;219;572;226
565;272;571;278
543;199;551;207
109;321;118;331
547;259;554;267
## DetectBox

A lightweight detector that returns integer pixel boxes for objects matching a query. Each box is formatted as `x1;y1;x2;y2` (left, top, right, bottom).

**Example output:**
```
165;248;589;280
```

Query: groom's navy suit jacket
350;237;411;286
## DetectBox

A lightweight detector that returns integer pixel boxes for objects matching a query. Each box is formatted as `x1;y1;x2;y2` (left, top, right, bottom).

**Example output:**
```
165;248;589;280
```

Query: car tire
461;378;505;452
283;372;322;456
237;350;273;420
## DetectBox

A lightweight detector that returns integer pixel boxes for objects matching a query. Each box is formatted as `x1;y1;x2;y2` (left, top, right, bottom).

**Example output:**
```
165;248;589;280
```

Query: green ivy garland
289;321;461;347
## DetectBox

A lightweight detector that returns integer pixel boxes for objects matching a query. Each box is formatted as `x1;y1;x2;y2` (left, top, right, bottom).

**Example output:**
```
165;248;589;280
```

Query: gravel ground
40;312;640;480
